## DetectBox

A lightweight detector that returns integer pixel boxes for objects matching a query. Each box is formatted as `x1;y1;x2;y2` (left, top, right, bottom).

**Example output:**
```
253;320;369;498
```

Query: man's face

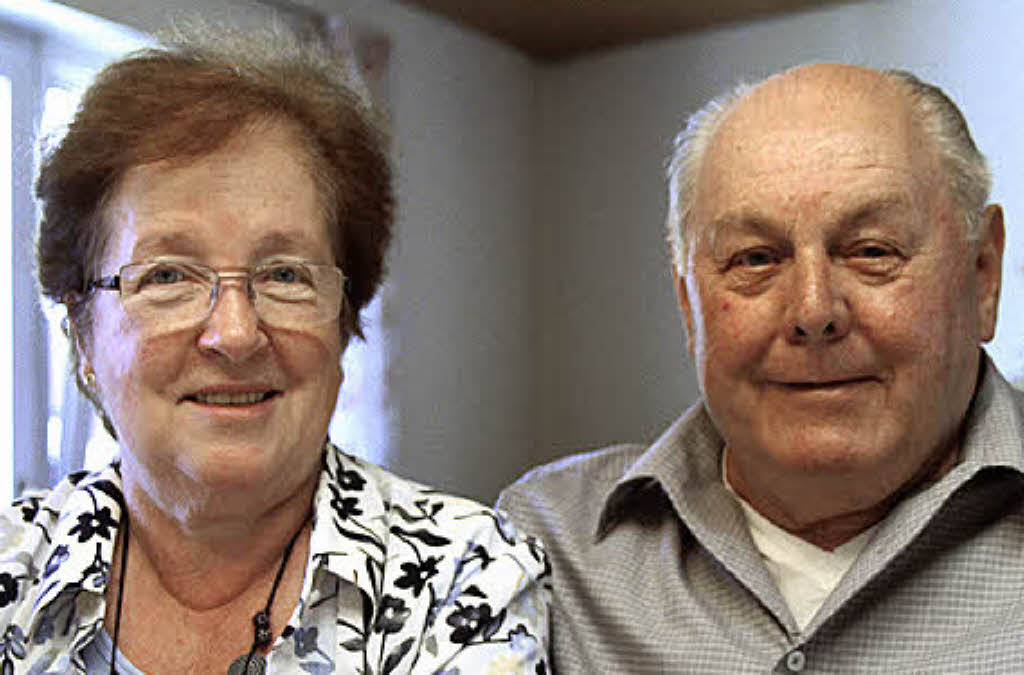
679;66;1003;517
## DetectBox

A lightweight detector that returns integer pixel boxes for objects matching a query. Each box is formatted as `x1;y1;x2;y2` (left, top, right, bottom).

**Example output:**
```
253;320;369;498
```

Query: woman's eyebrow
251;231;324;259
131;232;202;260
129;231;325;263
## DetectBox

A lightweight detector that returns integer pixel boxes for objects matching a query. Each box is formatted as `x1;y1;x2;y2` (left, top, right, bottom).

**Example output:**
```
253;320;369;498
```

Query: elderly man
498;63;1020;672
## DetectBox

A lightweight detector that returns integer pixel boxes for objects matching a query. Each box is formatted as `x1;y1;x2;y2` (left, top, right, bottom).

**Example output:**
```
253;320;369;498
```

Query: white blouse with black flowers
0;444;551;674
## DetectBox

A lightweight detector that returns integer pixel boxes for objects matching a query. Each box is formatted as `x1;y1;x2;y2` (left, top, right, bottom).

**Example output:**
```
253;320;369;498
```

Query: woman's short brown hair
36;22;394;346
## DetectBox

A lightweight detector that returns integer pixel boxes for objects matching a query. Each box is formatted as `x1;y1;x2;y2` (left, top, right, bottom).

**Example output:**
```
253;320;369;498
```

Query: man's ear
671;264;696;358
975;204;1005;343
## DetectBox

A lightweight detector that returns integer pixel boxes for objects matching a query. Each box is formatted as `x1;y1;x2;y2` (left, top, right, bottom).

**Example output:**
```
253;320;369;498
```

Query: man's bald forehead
749;63;905;100
665;63;991;276
715;64;917;142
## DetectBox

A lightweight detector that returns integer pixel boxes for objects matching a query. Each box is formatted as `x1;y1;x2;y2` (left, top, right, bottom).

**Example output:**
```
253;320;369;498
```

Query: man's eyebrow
840;194;914;226
708;193;914;235
707;211;784;238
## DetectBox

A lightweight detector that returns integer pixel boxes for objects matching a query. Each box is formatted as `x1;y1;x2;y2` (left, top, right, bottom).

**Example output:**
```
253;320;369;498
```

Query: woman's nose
196;280;269;362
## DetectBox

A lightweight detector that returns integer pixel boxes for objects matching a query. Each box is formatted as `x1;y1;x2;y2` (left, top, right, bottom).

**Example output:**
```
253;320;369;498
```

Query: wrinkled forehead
712;66;932;176
692;65;945;230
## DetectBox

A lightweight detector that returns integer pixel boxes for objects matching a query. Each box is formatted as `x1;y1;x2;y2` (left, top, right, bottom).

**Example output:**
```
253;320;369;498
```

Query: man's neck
724;442;960;551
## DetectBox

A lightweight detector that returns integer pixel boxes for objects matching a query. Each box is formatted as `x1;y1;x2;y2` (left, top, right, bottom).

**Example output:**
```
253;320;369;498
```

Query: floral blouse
0;444;550;673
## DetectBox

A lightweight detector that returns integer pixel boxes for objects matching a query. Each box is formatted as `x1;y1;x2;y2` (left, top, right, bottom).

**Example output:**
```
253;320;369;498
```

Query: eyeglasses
88;257;346;333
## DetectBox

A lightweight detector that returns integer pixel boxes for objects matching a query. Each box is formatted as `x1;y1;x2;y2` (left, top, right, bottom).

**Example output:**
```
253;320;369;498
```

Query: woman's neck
116;463;317;611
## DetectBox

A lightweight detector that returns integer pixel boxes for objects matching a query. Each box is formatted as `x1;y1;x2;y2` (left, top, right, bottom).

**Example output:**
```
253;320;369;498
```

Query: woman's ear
66;316;95;388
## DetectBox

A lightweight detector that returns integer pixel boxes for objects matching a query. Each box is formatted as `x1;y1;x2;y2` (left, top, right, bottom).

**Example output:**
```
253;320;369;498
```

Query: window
1;4;149;499
0;67;12;505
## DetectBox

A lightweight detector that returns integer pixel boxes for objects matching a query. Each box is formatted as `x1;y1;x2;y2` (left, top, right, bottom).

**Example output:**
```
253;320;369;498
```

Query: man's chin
740;427;900;477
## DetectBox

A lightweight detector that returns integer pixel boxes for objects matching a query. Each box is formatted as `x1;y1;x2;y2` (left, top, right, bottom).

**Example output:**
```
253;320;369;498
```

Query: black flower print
374;595;411;635
446;603;495;644
328;484;363;521
68;507;117;542
0;573;18;608
395;555;440;596
466;544;494;570
18;498;39;523
334;496;362;520
338;469;366;491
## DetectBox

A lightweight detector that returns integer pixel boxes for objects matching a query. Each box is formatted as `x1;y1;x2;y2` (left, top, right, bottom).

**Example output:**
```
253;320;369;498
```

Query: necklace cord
109;512;308;675
110;509;129;675
242;517;307;669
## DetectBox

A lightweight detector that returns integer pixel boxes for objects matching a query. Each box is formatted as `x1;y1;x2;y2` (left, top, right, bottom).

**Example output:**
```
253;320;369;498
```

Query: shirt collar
308;443;388;603
25;463;125;635
596;401;731;541
595;352;1024;541
957;353;1024;473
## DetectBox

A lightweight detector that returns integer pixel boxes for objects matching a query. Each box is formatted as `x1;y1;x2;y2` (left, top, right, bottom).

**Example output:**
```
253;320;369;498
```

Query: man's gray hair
664;69;992;274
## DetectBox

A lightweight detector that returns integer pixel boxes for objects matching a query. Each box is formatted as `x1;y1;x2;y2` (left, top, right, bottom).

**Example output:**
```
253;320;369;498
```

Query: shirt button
786;650;807;672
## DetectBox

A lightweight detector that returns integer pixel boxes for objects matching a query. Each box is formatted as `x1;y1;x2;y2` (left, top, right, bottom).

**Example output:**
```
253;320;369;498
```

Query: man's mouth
789;379;862;388
184;391;280;406
778;377;877;390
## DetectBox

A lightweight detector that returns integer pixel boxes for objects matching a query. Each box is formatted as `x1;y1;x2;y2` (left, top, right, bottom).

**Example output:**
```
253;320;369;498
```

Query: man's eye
860;246;892;260
731;249;779;268
844;241;905;278
852;244;894;258
848;241;903;264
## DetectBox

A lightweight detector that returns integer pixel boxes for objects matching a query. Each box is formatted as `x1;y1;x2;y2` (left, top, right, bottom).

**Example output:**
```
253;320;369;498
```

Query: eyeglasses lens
119;261;343;333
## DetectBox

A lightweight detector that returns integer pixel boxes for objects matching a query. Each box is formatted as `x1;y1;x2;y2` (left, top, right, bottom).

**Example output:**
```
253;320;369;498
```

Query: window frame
1;21;50;497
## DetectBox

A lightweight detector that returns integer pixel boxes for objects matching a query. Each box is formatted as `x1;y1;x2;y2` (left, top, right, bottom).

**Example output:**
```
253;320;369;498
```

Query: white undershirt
723;451;876;631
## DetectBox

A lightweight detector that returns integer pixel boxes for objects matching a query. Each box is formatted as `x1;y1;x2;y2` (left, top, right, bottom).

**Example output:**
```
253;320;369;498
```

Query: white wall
532;0;1024;468
53;0;537;502
338;0;537;501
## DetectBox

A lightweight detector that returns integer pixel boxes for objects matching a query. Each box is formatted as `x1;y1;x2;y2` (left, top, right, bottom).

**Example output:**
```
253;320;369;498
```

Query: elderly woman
0;25;548;674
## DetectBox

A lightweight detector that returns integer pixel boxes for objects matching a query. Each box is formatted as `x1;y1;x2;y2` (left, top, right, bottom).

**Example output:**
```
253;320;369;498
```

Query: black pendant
227;653;267;675
252;611;273;648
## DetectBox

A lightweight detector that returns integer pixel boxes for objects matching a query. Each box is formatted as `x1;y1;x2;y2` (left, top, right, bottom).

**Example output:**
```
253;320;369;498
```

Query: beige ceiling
397;0;853;61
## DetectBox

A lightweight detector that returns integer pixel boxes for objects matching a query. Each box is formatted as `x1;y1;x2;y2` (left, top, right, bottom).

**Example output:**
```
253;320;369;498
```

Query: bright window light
0;74;11;504
0;0;148;56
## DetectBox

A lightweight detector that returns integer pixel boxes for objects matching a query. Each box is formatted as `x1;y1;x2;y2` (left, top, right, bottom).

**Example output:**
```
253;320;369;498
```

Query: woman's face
82;121;343;509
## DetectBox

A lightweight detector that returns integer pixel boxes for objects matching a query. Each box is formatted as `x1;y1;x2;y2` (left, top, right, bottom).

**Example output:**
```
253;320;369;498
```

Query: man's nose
784;254;851;344
197;278;269;361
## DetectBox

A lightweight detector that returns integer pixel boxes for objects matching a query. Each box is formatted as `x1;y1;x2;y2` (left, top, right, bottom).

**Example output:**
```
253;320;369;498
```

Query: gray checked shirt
498;356;1024;673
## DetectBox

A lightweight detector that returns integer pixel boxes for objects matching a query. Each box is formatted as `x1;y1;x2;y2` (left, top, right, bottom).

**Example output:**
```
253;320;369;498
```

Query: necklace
109;510;308;675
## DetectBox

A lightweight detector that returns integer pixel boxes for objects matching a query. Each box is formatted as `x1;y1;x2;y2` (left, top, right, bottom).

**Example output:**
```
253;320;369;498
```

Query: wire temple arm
88;274;121;292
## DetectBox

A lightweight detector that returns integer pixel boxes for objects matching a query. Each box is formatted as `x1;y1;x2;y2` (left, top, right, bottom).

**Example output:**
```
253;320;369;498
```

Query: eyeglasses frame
87;258;349;328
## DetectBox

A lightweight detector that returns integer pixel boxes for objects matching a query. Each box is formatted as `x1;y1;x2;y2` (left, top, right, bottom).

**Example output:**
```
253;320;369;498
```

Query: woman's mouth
184;391;280;406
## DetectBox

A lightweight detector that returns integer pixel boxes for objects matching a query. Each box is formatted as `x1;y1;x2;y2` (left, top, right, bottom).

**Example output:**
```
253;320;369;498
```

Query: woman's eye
269;265;300;283
144;266;187;285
